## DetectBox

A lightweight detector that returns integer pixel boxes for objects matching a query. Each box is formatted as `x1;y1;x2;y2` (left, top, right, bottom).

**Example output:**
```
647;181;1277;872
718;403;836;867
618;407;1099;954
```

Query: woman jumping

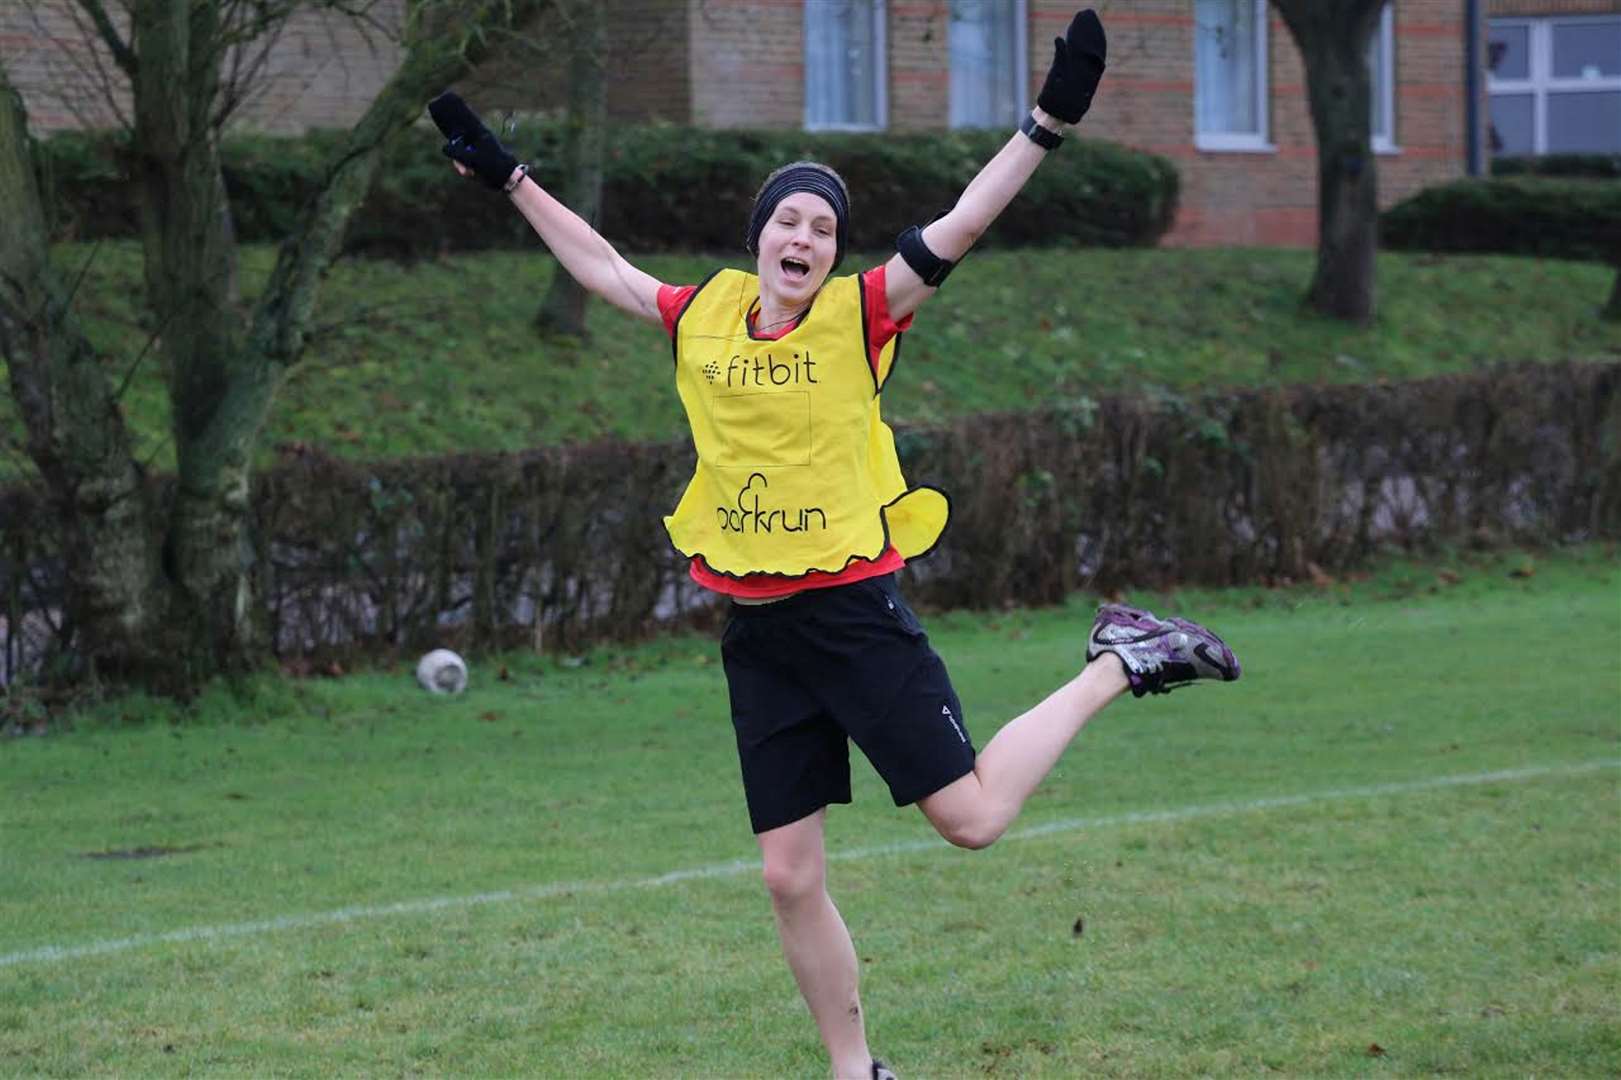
429;10;1239;1076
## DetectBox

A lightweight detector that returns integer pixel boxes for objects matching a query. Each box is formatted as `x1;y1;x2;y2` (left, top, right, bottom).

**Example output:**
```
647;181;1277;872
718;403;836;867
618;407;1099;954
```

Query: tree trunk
3;0;556;693
0;69;168;683
1605;265;1621;322
128;0;271;676
1272;1;1386;324
535;0;606;340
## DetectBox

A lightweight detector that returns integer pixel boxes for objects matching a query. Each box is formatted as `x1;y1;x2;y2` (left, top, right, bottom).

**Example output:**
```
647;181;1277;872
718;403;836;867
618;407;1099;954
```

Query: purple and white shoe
1086;603;1241;697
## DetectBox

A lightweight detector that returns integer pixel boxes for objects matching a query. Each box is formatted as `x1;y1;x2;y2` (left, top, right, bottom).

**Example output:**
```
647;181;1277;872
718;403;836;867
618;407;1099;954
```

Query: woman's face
754;191;839;310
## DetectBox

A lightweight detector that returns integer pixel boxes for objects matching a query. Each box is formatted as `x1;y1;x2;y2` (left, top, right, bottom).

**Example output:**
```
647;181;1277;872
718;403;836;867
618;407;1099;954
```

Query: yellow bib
663;269;949;578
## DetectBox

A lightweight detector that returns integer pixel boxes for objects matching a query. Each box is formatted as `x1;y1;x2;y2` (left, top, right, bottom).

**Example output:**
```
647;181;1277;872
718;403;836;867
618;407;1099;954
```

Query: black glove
429;91;519;191
1036;9;1107;125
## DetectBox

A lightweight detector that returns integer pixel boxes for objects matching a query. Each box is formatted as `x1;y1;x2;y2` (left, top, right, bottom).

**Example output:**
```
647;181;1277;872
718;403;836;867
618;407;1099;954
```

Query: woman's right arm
431;92;665;327
501;170;665;326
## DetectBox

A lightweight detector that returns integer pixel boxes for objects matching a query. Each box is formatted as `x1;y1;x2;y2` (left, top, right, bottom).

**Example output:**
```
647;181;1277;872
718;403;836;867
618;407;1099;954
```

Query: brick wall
651;0;1476;250
3;0;1505;251
470;1;693;123
689;0;802;128
607;0;693;123
888;1;952;132
0;0;404;135
1048;0;1471;247
234;4;404;133
0;1;131;131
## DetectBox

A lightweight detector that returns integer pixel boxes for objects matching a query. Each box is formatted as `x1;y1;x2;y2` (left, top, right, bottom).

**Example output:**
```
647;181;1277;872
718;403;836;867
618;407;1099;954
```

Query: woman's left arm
886;9;1107;323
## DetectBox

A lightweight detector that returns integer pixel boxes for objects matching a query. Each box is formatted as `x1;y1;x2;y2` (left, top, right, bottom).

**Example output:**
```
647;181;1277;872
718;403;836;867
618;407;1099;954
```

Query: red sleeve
859;265;913;375
658;284;698;339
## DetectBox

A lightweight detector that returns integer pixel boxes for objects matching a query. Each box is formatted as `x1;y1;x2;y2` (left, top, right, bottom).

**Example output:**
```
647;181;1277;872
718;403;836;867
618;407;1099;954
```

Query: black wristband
1020;112;1064;150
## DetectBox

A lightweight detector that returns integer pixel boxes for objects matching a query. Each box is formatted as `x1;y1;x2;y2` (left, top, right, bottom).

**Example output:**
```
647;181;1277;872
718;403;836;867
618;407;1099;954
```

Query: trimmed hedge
1492;153;1621;180
35;122;1180;257
1380;176;1621;264
4;362;1617;682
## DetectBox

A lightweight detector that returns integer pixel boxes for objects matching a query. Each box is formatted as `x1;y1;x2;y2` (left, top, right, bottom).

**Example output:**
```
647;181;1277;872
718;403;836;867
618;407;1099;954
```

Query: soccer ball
416;649;468;694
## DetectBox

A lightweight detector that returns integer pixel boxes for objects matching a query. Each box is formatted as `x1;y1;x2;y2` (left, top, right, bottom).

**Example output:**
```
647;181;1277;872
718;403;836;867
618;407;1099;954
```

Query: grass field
2;546;1617;1076
2;244;1615;478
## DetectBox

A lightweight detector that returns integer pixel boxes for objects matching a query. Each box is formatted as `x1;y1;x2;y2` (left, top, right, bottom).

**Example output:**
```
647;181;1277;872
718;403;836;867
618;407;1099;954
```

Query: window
948;0;1027;128
1194;0;1270;151
1488;16;1621;155
805;0;887;130
1369;3;1397;153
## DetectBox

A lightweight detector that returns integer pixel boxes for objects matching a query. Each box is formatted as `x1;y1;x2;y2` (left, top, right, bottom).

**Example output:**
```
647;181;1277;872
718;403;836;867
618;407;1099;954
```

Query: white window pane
1548;91;1621;152
949;0;1020;128
1487;23;1529;80
1368;6;1390;139
1552;21;1621;80
1489;93;1535;155
806;0;880;127
1196;0;1260;135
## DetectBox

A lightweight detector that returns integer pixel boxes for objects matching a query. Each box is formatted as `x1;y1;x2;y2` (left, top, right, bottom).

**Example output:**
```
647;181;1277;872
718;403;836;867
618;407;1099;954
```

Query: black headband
744;165;849;272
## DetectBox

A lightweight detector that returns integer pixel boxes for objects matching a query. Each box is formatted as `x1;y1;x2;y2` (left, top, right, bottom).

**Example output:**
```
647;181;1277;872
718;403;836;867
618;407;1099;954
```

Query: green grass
2;244;1615;476
2;546;1618;1076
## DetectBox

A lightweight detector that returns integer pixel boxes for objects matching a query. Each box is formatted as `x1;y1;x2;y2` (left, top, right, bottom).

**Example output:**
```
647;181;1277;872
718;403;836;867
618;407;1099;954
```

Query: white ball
416;649;468;694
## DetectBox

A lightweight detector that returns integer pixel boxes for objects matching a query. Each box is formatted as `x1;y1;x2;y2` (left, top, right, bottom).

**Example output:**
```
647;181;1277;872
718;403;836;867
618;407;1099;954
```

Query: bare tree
1270;0;1386;324
0;0;549;691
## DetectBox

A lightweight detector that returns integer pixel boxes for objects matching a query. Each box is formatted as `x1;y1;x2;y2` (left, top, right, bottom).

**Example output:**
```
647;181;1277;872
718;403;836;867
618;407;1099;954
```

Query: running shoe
1086;603;1241;697
872;1061;897;1080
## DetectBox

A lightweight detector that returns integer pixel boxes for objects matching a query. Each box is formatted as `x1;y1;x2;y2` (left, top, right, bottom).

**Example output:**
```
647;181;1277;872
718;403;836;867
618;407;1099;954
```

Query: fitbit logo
724;351;818;388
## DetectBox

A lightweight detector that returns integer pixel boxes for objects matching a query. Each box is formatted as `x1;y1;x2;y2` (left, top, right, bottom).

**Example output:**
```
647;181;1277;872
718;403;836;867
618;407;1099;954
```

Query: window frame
803;0;890;133
1193;0;1274;154
1370;3;1399;155
1488;14;1621;155
947;0;1030;130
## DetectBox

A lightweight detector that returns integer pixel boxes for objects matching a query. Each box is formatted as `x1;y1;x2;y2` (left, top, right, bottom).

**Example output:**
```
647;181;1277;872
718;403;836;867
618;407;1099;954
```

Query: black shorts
720;574;977;834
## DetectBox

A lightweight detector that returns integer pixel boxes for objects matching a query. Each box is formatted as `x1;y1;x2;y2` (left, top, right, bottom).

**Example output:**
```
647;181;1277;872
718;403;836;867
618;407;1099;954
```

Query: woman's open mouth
781;257;810;281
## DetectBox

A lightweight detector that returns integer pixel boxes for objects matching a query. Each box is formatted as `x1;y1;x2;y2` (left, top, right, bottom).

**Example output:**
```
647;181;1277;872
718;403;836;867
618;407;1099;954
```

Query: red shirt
658;264;912;600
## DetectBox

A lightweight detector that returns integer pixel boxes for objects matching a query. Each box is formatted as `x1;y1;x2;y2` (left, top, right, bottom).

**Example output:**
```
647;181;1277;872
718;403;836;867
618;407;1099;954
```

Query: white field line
3;759;1616;970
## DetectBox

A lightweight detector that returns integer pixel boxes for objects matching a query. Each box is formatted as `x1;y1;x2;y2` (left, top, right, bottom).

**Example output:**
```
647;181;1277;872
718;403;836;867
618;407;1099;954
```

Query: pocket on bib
714;392;812;468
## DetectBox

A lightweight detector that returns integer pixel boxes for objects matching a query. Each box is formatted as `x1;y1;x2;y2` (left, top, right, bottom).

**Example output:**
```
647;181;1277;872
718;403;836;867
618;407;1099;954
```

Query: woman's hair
745;161;852;271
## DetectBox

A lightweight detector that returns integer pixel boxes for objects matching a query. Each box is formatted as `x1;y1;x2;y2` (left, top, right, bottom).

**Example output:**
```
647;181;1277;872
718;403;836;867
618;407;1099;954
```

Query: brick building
3;1;1618;247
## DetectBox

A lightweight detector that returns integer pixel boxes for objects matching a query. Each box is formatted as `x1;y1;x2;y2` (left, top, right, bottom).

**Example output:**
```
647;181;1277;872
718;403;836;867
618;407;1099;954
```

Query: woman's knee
932;816;1002;851
760;853;824;906
918;780;1005;850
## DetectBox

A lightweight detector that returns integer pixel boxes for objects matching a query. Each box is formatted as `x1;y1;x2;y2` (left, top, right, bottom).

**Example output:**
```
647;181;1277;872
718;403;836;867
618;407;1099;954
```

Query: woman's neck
753;293;810;337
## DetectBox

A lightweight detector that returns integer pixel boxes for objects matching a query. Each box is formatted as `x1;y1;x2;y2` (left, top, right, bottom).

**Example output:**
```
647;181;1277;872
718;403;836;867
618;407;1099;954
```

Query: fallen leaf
1071;915;1085;938
1367;1043;1386;1057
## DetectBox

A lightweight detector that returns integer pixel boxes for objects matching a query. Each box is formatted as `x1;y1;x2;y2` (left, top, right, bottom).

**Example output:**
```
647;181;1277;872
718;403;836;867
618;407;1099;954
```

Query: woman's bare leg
919;655;1128;849
757;809;873;1079
920;603;1241;848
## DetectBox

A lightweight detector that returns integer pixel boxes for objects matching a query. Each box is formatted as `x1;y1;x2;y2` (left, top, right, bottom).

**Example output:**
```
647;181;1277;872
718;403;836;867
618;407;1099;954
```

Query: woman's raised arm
885;9;1107;323
430;92;665;326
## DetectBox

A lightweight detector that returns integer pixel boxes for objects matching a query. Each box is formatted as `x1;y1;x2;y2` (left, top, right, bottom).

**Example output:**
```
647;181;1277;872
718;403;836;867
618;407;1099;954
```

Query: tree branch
250;0;556;365
73;0;139;77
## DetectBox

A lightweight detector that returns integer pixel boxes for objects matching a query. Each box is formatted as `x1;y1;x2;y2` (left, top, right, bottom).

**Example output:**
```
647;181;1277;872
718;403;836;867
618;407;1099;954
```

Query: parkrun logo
717;473;827;534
